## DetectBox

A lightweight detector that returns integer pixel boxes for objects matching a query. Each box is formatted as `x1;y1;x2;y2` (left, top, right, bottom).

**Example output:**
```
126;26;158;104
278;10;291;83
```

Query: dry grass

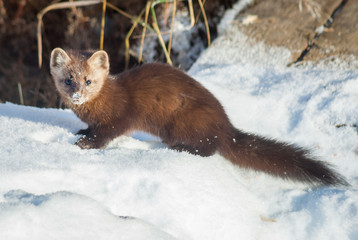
37;0;101;67
37;0;210;68
0;0;224;107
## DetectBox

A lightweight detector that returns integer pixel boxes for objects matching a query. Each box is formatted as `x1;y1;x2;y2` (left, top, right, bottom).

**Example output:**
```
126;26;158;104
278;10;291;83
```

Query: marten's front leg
75;125;121;149
76;127;91;136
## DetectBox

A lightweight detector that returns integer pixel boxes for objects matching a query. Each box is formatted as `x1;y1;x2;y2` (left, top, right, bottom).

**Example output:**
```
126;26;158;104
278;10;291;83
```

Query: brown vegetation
0;0;233;107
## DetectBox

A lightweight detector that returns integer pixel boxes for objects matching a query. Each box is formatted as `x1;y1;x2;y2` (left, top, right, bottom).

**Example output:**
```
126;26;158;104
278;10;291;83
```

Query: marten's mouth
72;99;83;105
70;97;86;105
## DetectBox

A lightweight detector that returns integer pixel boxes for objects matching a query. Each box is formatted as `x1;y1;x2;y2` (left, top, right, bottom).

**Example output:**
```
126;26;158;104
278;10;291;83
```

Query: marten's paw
75;136;100;149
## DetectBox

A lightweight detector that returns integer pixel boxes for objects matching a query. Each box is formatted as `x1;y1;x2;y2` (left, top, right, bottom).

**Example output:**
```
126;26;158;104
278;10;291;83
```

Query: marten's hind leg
170;142;217;157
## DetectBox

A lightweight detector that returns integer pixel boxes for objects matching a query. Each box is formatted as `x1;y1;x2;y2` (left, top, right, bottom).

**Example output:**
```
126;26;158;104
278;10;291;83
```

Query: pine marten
50;48;348;186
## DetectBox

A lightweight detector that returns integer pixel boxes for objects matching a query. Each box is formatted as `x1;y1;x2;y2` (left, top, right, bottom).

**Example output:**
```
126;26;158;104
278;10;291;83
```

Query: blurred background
0;0;234;107
0;0;356;108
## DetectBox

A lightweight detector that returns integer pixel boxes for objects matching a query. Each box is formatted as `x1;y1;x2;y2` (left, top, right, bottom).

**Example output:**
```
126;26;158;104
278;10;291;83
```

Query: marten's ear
88;50;109;73
50;48;71;69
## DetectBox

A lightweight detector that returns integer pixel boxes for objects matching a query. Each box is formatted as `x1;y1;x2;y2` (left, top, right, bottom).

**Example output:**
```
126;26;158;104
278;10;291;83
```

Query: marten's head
50;48;109;105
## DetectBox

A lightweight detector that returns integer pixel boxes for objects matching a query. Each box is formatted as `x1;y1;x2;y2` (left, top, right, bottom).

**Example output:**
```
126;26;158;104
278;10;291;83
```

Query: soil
236;0;358;65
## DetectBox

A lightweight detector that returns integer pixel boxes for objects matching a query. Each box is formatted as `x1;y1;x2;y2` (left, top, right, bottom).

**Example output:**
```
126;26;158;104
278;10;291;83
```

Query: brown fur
50;48;349;186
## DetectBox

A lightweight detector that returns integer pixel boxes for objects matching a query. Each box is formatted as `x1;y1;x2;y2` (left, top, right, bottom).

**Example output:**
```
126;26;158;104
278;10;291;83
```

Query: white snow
1;3;358;239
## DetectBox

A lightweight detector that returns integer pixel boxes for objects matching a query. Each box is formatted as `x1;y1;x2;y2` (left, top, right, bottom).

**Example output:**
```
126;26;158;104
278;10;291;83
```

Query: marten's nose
73;92;82;100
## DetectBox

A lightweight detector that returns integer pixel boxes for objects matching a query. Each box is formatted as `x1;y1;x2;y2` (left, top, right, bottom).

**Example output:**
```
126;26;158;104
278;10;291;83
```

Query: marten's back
115;63;233;143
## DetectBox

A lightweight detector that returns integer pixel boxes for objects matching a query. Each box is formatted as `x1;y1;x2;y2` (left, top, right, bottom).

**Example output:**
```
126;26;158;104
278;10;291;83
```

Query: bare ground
236;0;358;66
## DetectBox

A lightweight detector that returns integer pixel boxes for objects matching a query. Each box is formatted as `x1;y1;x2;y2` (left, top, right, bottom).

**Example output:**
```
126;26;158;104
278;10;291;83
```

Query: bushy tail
218;128;349;186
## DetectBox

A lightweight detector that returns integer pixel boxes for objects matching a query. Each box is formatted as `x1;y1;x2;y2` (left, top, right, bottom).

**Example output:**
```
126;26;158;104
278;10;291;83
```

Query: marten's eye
86;80;92;86
65;78;72;85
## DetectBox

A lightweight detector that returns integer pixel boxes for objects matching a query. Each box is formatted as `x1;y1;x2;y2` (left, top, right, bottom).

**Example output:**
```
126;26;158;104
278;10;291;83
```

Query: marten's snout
67;78;89;104
71;87;88;104
71;91;86;104
70;83;88;104
72;92;82;100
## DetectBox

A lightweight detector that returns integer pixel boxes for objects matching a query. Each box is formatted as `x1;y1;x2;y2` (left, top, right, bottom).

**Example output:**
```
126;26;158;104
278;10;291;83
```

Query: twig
151;0;173;65
168;0;177;56
100;0;107;50
188;0;195;27
289;0;348;66
195;0;206;23
17;51;25;105
17;83;24;105
197;0;210;46
125;10;145;69
132;31;172;39
139;1;152;63
163;1;169;27
106;2;138;23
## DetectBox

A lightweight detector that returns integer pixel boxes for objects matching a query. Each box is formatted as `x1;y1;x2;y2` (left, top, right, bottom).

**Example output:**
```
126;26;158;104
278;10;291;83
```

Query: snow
0;190;176;240
1;3;358;240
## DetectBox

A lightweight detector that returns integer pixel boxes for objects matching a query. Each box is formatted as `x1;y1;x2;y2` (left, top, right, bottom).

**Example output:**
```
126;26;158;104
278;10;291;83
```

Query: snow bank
0;190;176;240
0;103;265;240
